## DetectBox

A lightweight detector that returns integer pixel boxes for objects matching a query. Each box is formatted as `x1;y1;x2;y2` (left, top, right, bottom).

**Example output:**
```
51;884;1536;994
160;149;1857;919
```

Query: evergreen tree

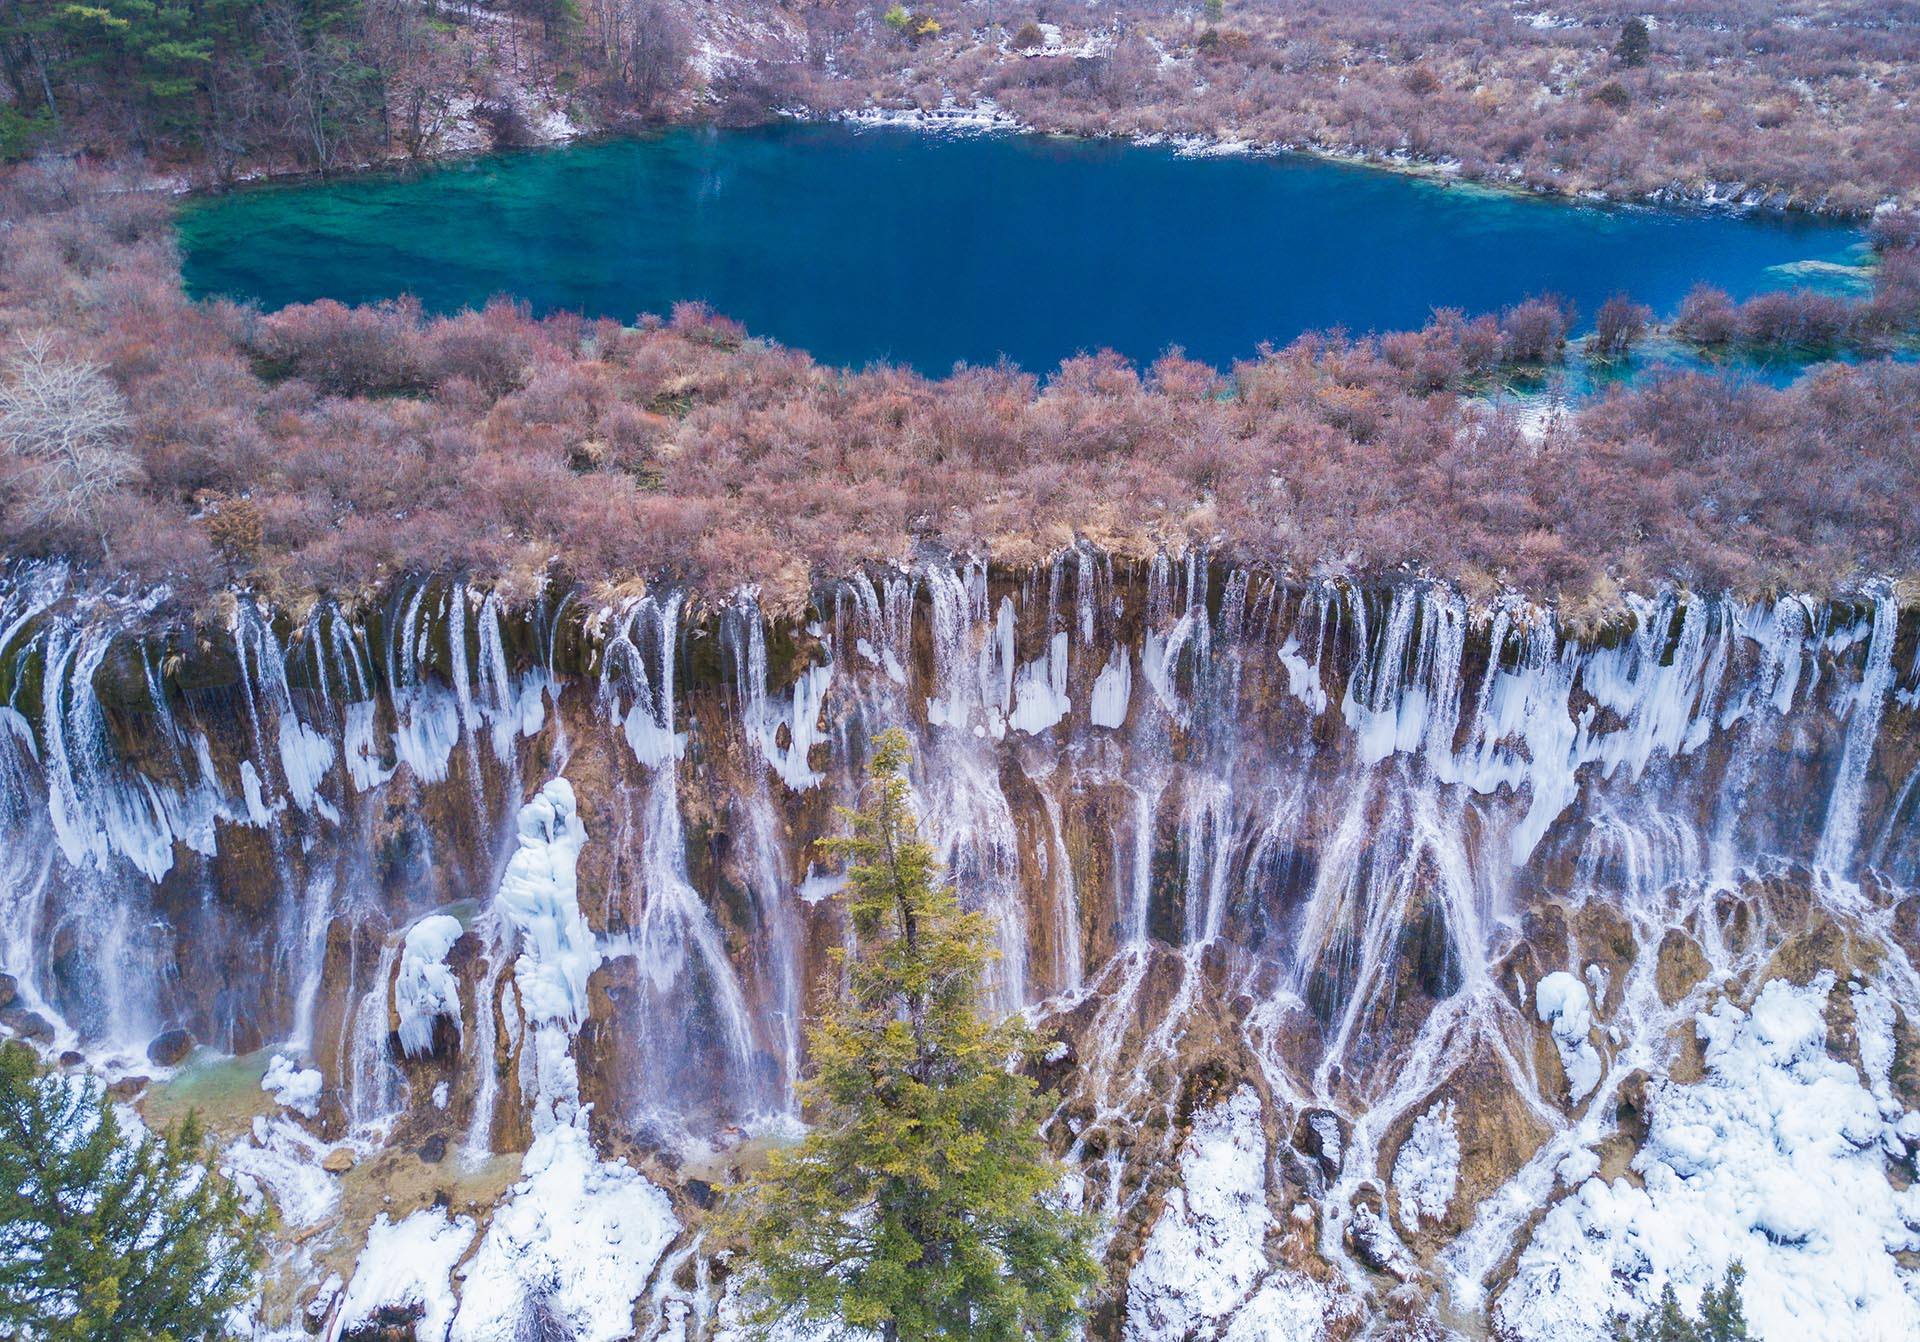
729;730;1099;1342
1697;1263;1750;1342
1614;17;1651;69
1612;1265;1751;1342
0;1042;263;1342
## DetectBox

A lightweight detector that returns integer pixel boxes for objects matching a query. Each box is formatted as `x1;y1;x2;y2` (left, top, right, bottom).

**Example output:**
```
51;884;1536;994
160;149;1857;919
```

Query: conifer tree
0;1042;263;1342
1612;1264;1750;1342
1614;17;1652;69
730;729;1099;1342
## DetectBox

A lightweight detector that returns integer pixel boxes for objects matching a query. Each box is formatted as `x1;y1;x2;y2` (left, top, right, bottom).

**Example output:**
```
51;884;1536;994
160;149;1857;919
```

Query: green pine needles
0;1042;262;1342
729;729;1100;1342
1613;1264;1751;1342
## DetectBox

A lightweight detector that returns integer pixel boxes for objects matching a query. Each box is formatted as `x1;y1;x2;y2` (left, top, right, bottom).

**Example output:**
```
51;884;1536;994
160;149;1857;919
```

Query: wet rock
1346;1190;1414;1280
1611;1068;1653;1143
107;1075;150;1102
685;1177;715;1210
59;1049;84;1068
146;1027;194;1067
1655;928;1710;1006
1891;895;1920;967
302;1274;343;1334
417;1133;448;1164
0;972;16;1010
2;1006;55;1043
1293;1107;1349;1180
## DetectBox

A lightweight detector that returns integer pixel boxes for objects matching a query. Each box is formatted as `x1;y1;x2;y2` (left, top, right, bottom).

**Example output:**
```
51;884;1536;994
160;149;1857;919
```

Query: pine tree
1697;1263;1750;1342
1614;17;1651;69
1611;1265;1750;1342
729;730;1099;1342
0;1042;263;1342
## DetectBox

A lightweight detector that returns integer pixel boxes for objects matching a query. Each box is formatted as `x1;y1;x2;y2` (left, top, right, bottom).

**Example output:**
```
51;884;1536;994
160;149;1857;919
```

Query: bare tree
0;334;138;559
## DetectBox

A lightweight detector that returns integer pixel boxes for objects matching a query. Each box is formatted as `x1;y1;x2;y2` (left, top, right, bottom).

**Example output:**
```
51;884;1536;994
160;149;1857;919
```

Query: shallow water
179;123;1867;375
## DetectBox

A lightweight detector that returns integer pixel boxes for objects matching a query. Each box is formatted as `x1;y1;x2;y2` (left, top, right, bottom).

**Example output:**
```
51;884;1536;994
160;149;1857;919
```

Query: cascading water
2;553;1916;1340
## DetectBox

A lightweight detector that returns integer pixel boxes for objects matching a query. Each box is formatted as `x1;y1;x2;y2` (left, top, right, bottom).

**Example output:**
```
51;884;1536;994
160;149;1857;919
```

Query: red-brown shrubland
1;163;1914;610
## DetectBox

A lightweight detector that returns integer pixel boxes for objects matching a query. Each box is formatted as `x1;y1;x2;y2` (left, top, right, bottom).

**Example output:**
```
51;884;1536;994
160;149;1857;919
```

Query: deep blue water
178;123;1867;375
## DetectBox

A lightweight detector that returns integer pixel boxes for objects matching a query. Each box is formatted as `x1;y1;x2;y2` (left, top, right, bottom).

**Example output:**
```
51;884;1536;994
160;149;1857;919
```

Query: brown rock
146;1027;194;1067
1382;1044;1554;1251
107;1075;150;1102
1655;929;1709;1006
2;1006;56;1044
321;1146;357;1173
0;972;16;1010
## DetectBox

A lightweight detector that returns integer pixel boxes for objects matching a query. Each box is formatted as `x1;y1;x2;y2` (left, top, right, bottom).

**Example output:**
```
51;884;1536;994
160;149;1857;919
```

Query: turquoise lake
179;123;1867;375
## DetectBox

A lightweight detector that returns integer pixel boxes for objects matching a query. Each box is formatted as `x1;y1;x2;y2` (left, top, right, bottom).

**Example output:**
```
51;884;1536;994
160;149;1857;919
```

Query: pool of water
179;123;1868;375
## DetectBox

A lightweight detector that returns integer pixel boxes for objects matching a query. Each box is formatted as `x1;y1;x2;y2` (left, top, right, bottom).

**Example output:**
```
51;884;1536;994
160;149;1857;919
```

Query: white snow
1497;973;1920;1342
449;1124;679;1342
1536;971;1603;1102
260;1053;322;1118
1126;1086;1269;1338
340;1207;476;1342
396;913;466;1057
1393;1099;1462;1229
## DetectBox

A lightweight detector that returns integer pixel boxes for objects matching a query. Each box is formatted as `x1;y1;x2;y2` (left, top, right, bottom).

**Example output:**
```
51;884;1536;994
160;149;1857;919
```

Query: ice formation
1392;1099;1461;1229
1536;971;1603;1103
497;780;597;1028
395;913;466;1057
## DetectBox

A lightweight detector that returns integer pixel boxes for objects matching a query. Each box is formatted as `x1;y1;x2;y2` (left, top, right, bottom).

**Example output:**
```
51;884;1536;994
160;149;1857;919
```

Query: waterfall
1;554;1912;1293
347;937;408;1136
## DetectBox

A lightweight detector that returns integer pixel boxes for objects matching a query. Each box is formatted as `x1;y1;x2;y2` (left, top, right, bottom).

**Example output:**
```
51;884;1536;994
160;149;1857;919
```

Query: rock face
0;556;1917;1339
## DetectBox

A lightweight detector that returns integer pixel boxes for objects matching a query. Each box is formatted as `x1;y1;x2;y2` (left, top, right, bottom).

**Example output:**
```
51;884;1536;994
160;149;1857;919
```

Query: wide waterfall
1;552;1916;1340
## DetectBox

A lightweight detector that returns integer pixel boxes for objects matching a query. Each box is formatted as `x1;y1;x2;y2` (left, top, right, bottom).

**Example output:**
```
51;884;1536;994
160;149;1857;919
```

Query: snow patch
1536;971;1603;1102
340;1207;476;1342
1497;973;1920;1342
449;1124;679;1342
1125;1086;1341;1340
260;1053;322;1118
222;1116;337;1227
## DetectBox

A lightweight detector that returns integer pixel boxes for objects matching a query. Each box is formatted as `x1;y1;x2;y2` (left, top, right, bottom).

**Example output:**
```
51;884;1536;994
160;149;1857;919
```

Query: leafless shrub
0;333;140;557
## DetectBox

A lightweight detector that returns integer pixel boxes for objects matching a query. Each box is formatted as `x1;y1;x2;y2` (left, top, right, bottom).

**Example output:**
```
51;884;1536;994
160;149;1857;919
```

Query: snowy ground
1497;973;1920;1341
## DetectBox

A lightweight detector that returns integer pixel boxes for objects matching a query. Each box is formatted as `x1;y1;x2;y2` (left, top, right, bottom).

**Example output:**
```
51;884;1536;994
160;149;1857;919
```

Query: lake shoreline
152;90;1884;229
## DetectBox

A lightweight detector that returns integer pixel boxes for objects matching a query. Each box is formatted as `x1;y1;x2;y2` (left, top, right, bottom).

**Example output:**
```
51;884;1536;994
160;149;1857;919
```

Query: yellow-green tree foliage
731;729;1099;1342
